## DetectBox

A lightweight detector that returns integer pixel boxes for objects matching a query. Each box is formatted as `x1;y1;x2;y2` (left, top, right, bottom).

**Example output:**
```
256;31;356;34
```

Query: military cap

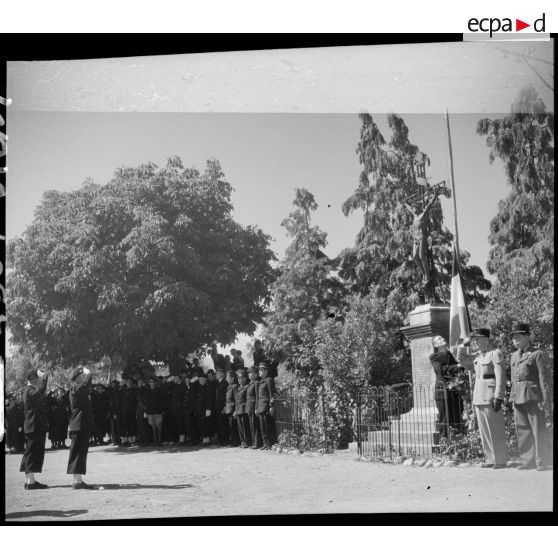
470;328;490;338
510;323;530;335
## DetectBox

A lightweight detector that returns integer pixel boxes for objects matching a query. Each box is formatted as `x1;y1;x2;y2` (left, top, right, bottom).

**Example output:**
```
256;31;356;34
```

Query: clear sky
7;111;509;276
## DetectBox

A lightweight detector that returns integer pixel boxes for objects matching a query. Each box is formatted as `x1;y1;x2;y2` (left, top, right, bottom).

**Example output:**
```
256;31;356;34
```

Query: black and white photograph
1;38;554;522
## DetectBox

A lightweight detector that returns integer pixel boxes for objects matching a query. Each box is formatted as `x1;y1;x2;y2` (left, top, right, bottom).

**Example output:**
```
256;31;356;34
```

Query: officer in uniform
234;371;250;448
256;362;276;450
509;323;553;471
246;366;261;449
20;369;49;489
469;328;508;469
67;366;95;489
225;371;239;445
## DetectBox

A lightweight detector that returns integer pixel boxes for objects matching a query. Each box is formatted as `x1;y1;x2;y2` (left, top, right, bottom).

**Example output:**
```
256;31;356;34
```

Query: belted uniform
472;348;508;466
509;346;552;467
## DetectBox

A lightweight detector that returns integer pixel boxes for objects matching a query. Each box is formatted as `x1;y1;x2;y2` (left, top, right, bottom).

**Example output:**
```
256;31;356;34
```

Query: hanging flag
449;246;471;348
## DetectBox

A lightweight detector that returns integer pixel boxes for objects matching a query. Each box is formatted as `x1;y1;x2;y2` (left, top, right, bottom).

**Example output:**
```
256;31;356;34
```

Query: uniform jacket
429;351;460;383
143;387;165;415
68;372;94;432
235;384;248;415
225;383;238;415
246;380;259;413
122;386;138;415
509;346;551;404
215;379;227;412
23;376;48;434
256;377;276;413
472;348;506;405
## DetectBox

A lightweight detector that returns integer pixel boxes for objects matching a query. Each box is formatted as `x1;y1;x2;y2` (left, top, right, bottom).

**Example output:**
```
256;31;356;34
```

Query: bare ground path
5;444;553;521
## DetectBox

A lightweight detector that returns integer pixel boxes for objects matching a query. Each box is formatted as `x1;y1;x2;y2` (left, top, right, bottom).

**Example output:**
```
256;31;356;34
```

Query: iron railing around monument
356;380;472;460
273;387;329;451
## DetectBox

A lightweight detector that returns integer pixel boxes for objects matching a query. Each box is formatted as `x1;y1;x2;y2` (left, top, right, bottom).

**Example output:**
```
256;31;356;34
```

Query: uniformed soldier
246;366;261;449
468;328;508;469
225;371;239;446
20;369;49;489
234;371;250;448
67;366;95;489
509;323;553;471
256;362;276;450
170;374;186;444
215;368;229;444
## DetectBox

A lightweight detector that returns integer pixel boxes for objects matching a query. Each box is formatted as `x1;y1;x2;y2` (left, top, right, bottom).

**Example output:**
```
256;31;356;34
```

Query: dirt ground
5;443;553;521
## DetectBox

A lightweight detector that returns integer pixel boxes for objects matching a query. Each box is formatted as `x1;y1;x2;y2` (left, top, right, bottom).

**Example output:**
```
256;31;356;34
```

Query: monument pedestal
368;303;450;457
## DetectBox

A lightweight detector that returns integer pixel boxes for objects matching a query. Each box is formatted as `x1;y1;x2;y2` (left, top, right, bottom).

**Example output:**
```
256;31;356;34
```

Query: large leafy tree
477;86;554;291
7;157;276;368
262;188;345;379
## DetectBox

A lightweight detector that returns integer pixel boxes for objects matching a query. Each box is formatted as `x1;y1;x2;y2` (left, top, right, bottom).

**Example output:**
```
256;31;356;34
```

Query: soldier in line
170;374;186;444
144;377;165;446
467;328;508;469
5;394;25;454
256;362;276;450
67;366;95;489
48;388;70;449
215;368;229;444
246;366;262;449
20;369;49;489
509;323;553;471
122;378;138;447
206;369;218;442
196;372;212;445
108;379;122;446
234;370;250;448
225;371;239;446
91;383;110;446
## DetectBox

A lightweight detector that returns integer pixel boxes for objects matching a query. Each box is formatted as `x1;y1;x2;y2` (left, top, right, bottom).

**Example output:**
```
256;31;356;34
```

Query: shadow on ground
6;509;88;520
101;443;241;456
99;483;193;490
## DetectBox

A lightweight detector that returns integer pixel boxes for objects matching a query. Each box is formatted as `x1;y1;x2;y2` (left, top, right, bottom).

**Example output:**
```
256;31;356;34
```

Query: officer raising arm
509;323;553;471
469;328;508;469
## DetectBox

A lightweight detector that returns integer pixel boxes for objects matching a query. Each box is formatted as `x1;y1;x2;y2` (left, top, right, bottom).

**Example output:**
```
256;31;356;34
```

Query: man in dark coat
429;335;466;436
50;388;70;449
509;323;553;471
252;340;266;368
246;366;261;449
170;374;186;444
108;379;122;446
225;371;239;446
67;366;95;489
234;371;250;448
214;368;229;444
20;369;49;489
91;383;110;446
256;362;276;450
122;378;138;446
194;373;212;445
206;369;218;442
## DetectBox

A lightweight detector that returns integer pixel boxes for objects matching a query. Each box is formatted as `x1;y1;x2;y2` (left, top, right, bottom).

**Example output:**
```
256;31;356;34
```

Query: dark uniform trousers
227;413;239;444
248;412;261;447
67;430;90;474
20;432;47;473
236;414;250;446
258;412;273;447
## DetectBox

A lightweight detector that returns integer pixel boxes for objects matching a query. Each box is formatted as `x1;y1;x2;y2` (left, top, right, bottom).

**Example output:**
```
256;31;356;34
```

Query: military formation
429;322;553;471
5;342;279;490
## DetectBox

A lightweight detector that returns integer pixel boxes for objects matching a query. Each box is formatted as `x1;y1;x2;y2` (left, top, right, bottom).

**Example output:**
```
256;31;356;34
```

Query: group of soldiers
430;322;553;471
9;340;280;490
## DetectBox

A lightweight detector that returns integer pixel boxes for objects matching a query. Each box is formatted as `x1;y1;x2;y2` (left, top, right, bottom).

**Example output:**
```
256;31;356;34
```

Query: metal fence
355;380;553;461
273;387;329;451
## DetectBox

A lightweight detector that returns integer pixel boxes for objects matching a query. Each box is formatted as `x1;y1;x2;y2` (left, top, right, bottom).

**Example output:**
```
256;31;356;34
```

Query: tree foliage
7;157;276;367
340;113;490;321
262;188;345;377
477;86;554;290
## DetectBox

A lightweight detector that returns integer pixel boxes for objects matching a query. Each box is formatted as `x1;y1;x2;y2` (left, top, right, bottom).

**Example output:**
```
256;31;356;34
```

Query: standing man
246;366;261;449
509;323;553;471
469;328;508;469
215;368;229;445
234;371;250;448
67;366;95;489
256;362;276;450
252;339;266;368
225;371;239;446
122;378;138;447
20;369;49;489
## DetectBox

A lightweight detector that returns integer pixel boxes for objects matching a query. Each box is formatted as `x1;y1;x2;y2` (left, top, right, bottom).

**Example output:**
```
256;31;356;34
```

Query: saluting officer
67;366;95;489
256;362;276;450
20;369;49;489
469;328;508;469
509;323;553;471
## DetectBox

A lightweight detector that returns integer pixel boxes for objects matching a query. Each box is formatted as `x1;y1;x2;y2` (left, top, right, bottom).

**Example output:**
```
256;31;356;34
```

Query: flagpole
444;108;461;258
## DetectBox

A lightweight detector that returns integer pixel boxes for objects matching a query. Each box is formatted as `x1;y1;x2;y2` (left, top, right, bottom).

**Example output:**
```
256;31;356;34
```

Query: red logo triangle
516;19;530;31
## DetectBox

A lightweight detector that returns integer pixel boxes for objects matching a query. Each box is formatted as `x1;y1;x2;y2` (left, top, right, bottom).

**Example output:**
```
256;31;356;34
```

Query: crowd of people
5;341;279;456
